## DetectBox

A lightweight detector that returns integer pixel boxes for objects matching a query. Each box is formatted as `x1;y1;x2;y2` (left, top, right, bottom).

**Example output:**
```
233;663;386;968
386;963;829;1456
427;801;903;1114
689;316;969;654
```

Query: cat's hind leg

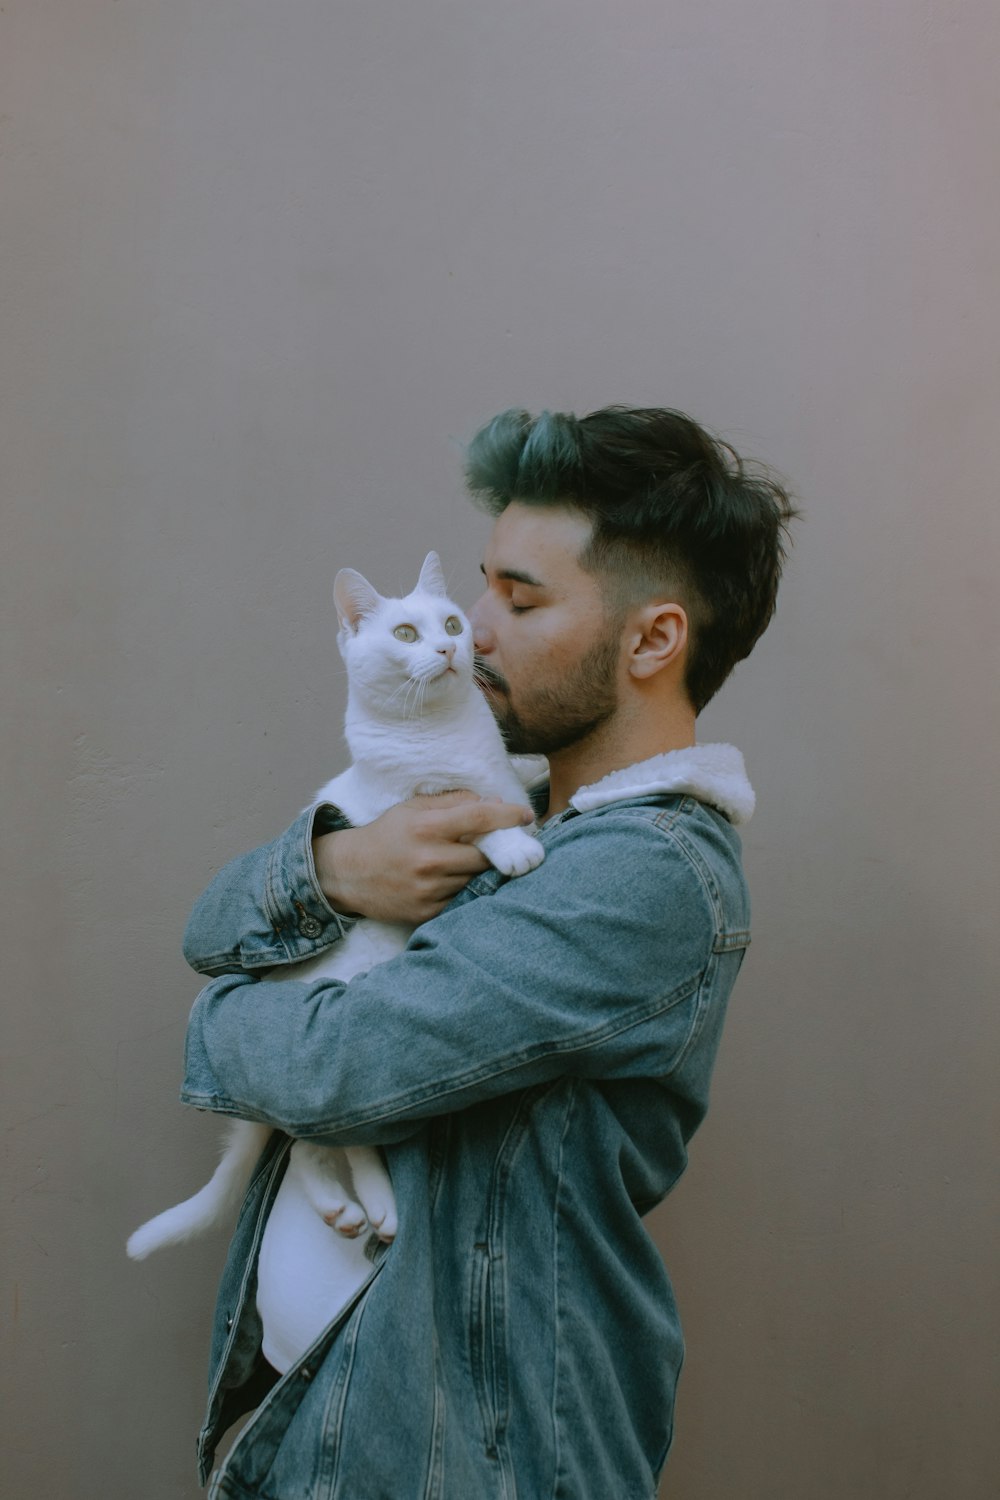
345;1144;397;1243
293;1142;397;1243
292;1142;370;1238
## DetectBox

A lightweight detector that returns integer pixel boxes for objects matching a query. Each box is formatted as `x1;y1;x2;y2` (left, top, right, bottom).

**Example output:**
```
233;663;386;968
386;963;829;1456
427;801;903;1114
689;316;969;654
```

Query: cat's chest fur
320;696;518;825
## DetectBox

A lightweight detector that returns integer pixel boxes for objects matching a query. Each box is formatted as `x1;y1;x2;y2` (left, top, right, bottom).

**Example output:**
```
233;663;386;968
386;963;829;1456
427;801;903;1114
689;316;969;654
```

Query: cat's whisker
402;676;421;720
473;667;502;694
383;678;411;709
384;672;427;717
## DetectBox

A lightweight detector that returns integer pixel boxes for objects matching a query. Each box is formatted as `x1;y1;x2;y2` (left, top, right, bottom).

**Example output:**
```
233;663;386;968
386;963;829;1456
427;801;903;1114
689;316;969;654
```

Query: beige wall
3;2;997;1496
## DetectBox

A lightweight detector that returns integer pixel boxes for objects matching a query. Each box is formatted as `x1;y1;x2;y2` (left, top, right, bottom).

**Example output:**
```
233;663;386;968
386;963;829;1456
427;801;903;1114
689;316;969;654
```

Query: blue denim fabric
180;787;751;1499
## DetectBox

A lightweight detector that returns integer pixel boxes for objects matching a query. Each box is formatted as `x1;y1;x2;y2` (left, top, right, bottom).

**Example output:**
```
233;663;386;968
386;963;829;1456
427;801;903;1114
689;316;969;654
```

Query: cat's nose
437;643;456;662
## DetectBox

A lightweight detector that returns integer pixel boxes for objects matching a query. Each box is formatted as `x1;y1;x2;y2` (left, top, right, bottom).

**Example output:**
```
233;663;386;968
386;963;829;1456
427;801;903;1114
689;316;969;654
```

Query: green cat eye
393;624;419;643
444;616;463;635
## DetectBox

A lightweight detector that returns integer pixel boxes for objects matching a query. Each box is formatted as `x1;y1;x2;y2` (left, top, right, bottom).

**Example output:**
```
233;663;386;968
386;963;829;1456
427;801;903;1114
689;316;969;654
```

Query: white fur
126;553;544;1264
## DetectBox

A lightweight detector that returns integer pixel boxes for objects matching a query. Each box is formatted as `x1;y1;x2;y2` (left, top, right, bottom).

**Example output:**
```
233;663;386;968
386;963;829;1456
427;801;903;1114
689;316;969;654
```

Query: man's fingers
403;790;536;839
426;799;536;842
422;844;492;878
407;790;481;810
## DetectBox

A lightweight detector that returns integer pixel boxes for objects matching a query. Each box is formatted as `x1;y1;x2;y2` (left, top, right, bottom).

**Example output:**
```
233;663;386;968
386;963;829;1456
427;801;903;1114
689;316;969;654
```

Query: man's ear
627;602;688;680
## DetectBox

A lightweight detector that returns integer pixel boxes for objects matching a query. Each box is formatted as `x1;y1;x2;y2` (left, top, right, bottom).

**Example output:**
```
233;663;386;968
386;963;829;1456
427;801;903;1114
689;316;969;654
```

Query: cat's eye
393;624;419;643
444;616;463;635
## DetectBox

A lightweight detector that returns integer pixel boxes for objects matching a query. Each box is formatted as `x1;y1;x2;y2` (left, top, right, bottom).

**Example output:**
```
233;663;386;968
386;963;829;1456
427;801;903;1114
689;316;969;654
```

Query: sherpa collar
568;743;755;825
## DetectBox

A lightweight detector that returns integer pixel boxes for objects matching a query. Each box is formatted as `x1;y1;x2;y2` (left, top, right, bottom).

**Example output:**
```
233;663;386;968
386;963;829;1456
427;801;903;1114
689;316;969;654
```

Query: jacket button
297;911;323;939
300;1366;313;1381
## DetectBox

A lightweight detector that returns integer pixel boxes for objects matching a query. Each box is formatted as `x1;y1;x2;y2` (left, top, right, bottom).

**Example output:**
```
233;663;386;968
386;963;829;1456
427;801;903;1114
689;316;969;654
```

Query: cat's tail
126;1120;272;1260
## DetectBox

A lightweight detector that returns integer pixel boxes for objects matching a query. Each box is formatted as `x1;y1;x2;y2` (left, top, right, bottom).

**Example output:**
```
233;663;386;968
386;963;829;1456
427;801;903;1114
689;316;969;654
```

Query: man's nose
468;594;493;652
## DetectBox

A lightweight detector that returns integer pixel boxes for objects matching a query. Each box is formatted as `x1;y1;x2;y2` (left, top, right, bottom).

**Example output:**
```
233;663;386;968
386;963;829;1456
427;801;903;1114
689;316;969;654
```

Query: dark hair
465;406;798;713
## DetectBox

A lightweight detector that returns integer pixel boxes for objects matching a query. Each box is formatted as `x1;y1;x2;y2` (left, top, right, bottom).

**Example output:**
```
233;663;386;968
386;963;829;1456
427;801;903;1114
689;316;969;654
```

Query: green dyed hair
465;406;798;714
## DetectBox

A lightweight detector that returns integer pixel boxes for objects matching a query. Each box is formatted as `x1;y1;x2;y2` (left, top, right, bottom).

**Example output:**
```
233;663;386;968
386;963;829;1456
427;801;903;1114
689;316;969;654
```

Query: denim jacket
180;744;754;1500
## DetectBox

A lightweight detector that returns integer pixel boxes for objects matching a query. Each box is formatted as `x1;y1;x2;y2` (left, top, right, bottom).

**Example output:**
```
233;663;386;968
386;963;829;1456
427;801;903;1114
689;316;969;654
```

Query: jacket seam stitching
668;966;714;1076
551;1081;579;1500
652;804;731;935
263;836;290;960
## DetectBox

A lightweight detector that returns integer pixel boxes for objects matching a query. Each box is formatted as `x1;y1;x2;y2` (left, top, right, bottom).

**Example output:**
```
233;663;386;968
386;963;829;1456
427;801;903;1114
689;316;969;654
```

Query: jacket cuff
262;803;358;964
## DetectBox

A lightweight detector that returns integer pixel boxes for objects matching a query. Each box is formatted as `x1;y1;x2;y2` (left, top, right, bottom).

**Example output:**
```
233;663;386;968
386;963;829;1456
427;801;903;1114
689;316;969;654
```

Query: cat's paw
476;825;545;877
366;1202;398;1244
322;1199;369;1238
348;1149;398;1243
294;1145;370;1237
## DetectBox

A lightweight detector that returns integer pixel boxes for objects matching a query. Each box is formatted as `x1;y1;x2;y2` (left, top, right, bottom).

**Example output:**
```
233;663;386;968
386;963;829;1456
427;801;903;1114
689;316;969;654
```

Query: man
180;406;795;1499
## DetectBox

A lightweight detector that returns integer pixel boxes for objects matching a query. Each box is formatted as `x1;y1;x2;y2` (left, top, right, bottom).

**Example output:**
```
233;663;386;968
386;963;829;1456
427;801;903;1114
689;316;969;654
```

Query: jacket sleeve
181;804;357;977
180;811;728;1144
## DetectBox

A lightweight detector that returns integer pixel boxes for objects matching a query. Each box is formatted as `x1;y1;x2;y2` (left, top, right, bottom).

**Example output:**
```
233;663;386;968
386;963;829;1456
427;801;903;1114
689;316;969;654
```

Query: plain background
2;2;998;1497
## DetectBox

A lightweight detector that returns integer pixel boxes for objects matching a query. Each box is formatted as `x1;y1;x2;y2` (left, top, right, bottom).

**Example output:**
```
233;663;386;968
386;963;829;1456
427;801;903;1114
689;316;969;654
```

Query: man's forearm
180;811;716;1142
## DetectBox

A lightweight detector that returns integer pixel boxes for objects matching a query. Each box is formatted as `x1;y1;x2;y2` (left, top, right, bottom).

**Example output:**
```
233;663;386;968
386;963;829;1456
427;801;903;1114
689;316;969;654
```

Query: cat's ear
334;568;381;632
417;551;447;597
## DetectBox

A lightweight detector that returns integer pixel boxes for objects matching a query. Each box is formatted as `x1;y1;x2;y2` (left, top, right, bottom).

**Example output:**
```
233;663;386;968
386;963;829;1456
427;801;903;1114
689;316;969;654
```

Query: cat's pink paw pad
369;1208;398;1243
322;1202;368;1236
328;1200;367;1236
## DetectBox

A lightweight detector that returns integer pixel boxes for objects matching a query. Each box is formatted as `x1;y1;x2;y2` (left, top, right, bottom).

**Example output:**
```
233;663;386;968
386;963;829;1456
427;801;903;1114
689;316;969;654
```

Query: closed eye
480;560;545;616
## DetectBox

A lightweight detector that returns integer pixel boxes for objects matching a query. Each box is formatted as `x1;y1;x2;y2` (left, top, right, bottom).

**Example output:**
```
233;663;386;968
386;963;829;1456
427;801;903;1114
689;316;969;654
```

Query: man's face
469;502;623;755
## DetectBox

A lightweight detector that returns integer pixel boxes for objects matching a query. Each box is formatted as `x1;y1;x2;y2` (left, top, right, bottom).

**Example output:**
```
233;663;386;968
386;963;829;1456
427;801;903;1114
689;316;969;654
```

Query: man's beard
475;628;621;756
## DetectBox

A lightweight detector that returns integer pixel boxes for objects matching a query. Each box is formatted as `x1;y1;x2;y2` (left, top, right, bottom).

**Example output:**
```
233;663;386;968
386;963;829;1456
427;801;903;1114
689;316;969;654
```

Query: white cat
126;551;544;1270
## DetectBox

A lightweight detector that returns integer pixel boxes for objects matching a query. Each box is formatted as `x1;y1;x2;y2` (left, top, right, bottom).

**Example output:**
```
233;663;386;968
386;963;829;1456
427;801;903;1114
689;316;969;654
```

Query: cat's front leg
476;824;545;877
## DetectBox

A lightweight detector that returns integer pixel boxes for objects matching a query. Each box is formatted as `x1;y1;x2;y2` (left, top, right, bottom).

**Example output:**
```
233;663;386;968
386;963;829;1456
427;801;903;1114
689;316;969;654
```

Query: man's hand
312;791;537;926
